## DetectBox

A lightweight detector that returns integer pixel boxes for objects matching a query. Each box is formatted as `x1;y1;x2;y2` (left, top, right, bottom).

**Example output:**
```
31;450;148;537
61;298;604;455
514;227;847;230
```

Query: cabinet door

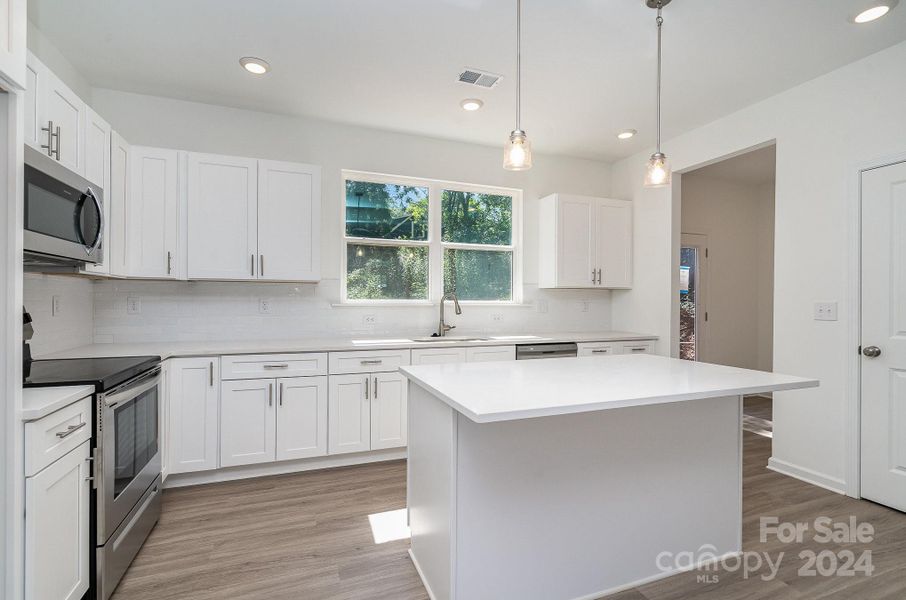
276;376;328;461
556;195;596;287
411;347;467;365
595;199;633;288
257;160;321;281
187;153;258;280
107;131;130;277
576;342;615;357
371;372;407;450
24;441;90;600
24;51;46;151
168;357;219;474
81;107;112;275
0;0;26;90
130;146;179;278
328;374;371;455
466;345;516;362
220;378;276;467
42;70;85;175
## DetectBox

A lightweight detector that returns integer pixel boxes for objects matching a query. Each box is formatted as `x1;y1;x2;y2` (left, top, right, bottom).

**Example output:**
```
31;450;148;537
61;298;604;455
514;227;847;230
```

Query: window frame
340;170;523;305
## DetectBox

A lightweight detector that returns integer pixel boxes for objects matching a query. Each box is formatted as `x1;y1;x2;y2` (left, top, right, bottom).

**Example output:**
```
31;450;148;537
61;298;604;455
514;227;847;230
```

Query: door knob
862;346;882;358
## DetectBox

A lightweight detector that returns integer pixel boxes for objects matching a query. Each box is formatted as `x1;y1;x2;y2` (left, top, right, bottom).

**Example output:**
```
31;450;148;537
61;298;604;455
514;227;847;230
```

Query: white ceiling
28;0;906;162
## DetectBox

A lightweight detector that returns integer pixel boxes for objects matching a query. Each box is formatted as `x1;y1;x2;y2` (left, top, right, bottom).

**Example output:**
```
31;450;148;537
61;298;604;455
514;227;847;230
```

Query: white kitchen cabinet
411;347;467;365
538;194;632;289
23;53;45;149
107;131;131;277
167;357;219;474
25;50;85;173
24;440;90;600
328;374;371;455
617;341;653;355
276;376;328;461
370;372;408;450
466;345;516;363
186;153;258;280
257;159;321;281
0;0;26;89
577;342;616;357
220;378;276;468
129;146;180;278
81;107;112;275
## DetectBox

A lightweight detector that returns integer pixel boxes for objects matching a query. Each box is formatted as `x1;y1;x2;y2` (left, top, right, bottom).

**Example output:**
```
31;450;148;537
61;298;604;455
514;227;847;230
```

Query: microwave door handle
82;187;103;256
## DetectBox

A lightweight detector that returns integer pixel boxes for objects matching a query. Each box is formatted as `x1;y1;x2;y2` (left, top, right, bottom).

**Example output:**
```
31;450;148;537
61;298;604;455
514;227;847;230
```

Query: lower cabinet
167;357;220;474
220;375;328;468
24;440;91;600
328;371;407;455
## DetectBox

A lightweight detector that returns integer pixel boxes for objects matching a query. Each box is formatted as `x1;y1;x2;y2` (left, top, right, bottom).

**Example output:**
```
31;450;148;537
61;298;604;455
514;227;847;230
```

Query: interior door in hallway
861;160;906;512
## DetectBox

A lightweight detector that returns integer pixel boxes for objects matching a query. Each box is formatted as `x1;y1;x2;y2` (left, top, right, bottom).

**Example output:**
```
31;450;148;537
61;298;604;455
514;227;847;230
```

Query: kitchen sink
410;336;491;343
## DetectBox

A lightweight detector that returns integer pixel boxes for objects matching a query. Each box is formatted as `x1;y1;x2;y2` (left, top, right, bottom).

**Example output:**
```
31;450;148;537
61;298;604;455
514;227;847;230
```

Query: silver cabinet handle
863;346;882;358
56;422;86;438
268;383;273;407
166;251;172;275
365;376;370;400
263;364;289;370
360;359;383;365
629;347;647;352
592;349;610;354
40;120;55;157
54;125;61;160
251;254;255;277
279;382;284;406
597;268;602;285
374;376;379;399
591;269;596;284
209;361;214;387
260;254;264;278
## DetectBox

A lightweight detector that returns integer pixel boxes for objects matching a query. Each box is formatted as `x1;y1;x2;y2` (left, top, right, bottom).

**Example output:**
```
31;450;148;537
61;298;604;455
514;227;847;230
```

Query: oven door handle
103;367;162;408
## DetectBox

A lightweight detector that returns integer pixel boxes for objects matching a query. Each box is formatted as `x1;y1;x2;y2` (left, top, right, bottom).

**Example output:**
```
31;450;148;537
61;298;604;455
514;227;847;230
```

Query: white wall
24;274;94;356
25;21;92;101
681;173;774;371
612;40;906;494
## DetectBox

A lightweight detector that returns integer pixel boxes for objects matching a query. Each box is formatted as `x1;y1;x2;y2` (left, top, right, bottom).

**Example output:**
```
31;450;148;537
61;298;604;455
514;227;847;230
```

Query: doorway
679;145;776;436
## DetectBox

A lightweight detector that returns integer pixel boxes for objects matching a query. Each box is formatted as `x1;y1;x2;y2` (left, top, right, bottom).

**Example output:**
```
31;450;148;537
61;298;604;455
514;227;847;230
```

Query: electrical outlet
259;298;272;314
491;313;504;323
126;296;141;315
581;300;590;313
536;300;549;314
814;302;838;321
363;314;377;326
52;295;62;316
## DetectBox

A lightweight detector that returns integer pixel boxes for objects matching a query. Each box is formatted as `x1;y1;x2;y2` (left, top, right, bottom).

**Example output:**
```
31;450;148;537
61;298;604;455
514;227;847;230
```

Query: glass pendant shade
644;152;671;188
503;130;533;171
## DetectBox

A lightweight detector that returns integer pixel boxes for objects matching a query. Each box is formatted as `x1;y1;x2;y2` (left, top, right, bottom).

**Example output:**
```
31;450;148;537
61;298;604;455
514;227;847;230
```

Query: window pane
444;249;512;301
441;190;512;245
347;244;428;300
345;180;428;241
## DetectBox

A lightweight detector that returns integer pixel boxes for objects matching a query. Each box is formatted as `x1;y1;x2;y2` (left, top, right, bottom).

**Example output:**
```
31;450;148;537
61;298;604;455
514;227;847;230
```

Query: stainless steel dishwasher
515;342;578;360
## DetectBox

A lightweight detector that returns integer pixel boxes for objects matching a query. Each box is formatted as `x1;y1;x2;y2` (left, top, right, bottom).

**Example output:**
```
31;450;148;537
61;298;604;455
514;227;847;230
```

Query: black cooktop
23;356;161;392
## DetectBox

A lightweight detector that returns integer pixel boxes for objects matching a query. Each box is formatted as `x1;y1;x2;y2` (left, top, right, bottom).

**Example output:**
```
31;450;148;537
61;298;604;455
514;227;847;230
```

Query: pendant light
503;0;532;170
644;0;671;188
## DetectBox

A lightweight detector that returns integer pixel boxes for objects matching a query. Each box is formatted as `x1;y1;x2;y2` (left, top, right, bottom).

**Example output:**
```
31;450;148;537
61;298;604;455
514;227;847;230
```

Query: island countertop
400;353;818;423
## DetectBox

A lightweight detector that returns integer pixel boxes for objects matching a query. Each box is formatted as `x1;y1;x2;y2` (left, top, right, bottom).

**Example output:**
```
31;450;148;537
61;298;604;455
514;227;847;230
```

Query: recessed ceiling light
239;57;270;75
460;98;483;111
617;129;637;140
853;1;897;23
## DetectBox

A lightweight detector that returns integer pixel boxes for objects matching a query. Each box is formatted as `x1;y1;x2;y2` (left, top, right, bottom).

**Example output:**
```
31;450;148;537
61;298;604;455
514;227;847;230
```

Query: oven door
97;367;162;542
24;145;104;264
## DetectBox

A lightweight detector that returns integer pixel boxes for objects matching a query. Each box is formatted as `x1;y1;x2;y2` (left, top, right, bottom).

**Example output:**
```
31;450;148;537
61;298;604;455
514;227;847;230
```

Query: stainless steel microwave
24;145;103;266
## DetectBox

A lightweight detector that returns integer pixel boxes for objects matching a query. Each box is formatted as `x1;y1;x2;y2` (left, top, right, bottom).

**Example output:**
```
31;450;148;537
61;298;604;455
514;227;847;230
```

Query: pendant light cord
655;3;663;153
516;0;522;132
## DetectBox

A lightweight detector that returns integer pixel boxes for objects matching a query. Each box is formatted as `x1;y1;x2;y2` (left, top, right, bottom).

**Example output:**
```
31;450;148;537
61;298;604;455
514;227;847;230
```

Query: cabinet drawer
25;397;93;477
577;342;616;357
221;353;327;380
329;349;411;374
466;346;516;362
411;347;467;365
618;341;654;355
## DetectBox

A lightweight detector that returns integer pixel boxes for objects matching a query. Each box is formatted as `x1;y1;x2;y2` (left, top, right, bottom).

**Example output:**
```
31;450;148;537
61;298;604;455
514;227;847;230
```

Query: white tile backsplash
24;274;95;356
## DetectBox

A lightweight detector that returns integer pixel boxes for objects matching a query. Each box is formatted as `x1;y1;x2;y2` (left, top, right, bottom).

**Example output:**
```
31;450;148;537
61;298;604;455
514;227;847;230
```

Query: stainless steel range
25;355;163;600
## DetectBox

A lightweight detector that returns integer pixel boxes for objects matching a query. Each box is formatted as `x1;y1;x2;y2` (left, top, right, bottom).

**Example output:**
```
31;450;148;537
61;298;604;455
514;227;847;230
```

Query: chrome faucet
437;292;462;337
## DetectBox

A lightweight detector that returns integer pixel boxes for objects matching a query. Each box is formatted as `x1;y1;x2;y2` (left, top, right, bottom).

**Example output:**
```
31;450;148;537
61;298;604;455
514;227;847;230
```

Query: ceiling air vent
458;68;502;88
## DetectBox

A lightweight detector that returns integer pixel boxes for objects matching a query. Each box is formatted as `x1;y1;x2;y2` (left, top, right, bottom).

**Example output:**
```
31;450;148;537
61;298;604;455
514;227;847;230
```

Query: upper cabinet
538;194;632;289
107;132;131;277
129;146;180;279
25;52;85;175
0;0;26;89
81;107;112;275
186;154;321;282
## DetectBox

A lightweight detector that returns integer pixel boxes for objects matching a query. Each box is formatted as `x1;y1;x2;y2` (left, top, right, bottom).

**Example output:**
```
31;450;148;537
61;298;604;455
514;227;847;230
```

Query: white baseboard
164;448;407;488
767;457;846;495
408;549;439;600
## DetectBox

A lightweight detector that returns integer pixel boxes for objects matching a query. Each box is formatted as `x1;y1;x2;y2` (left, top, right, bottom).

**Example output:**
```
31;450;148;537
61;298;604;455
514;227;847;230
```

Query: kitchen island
400;354;818;600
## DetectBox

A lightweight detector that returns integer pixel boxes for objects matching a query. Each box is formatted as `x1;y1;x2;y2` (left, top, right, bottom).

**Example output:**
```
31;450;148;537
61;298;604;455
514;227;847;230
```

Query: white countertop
21;385;95;421
38;331;657;360
400;354;819;423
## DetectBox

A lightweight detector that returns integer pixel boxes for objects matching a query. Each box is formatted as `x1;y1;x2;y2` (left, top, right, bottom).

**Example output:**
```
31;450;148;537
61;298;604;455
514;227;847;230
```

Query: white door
187;153;258;280
41;69;84;175
168;357;219;474
276;376;328;461
257;160;321;281
107;132;130;277
24;441;90;600
557;195;596;287
0;0;26;90
220;379;276;467
411;347;467;365
328;374;371;455
130;146;179;278
81;107;112;275
466;346;516;362
595;199;633;288
861;161;906;512
371;372;408;450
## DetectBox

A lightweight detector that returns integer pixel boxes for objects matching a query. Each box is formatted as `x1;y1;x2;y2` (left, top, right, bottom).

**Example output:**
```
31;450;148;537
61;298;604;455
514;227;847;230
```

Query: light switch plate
814;302;838;321
126;297;141;314
259;298;272;314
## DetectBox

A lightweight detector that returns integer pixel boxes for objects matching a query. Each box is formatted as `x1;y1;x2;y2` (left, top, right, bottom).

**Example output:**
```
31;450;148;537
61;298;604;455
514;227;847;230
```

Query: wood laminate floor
112;433;906;600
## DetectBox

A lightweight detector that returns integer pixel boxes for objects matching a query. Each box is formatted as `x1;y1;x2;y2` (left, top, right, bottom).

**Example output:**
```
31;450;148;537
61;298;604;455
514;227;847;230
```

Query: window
342;172;521;303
